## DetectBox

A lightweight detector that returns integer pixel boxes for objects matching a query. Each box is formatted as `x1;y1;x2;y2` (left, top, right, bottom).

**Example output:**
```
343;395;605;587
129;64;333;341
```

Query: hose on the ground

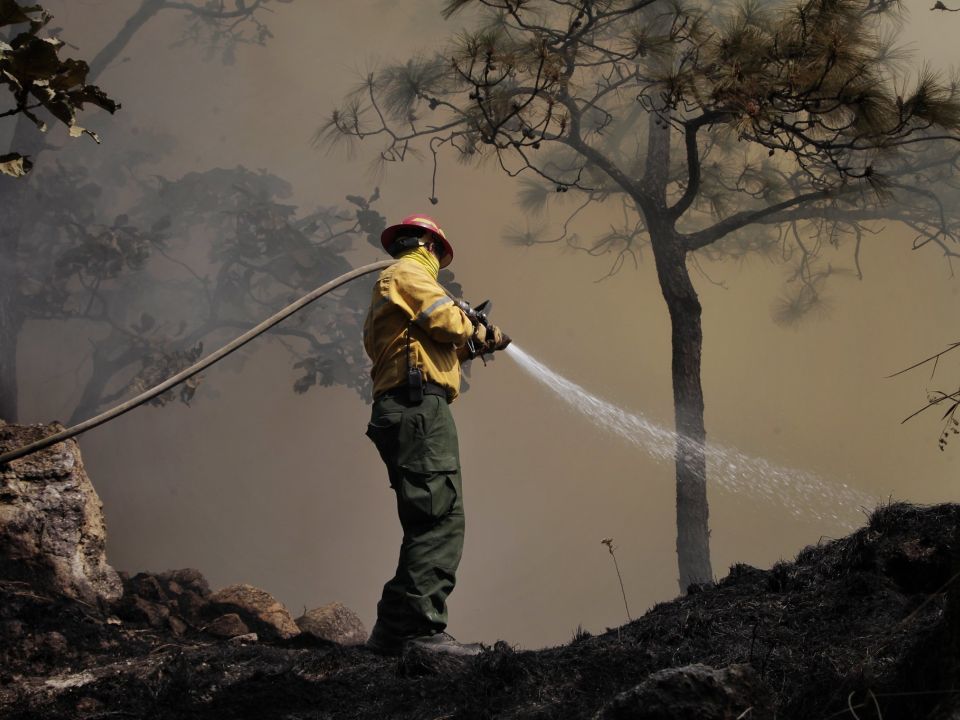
0;259;394;466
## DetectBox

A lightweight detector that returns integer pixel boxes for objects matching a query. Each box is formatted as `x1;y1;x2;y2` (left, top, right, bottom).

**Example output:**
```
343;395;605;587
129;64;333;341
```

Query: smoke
2;1;955;649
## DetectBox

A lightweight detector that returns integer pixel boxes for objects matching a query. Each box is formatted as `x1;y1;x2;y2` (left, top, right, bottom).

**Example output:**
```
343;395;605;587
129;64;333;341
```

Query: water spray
504;344;872;527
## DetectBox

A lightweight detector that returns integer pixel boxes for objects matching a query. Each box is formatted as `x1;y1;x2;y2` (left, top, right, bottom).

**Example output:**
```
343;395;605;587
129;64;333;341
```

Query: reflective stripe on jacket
363;258;473;401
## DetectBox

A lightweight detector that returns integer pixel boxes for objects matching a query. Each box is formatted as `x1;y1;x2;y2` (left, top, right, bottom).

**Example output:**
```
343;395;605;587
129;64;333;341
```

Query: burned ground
2;502;959;719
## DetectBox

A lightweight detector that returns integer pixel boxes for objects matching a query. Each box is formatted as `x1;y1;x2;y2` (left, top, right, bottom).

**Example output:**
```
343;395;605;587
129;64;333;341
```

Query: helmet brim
380;223;454;268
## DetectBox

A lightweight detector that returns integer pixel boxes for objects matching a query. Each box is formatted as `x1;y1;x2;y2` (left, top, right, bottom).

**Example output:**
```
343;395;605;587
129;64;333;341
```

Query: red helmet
380;214;454;268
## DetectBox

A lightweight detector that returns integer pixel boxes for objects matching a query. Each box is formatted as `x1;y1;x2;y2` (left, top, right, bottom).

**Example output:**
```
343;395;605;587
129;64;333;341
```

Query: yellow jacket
364;258;474;401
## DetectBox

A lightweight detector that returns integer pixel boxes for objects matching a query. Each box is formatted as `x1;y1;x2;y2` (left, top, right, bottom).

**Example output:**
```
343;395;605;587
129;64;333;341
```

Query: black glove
483;324;511;353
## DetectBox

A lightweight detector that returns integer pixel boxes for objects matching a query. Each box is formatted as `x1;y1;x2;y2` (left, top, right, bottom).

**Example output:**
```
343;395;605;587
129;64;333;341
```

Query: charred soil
2;502;959;719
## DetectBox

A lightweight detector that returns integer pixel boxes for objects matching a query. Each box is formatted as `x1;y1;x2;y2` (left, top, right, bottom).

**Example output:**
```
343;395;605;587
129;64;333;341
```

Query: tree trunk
88;0;166;80
68;354;115;427
67;344;143;426
641;106;713;591
653;237;713;591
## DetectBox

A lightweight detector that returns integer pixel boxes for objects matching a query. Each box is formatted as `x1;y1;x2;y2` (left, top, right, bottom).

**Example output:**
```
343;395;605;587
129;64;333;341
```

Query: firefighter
362;214;509;656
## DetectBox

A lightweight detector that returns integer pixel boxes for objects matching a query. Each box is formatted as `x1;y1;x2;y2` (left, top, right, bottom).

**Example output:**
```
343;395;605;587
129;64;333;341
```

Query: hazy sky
13;0;960;648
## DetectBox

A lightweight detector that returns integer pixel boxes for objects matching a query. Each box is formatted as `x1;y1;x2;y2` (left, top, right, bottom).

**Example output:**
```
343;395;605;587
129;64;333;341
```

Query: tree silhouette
2;0;430;429
19;151;389;424
323;0;960;589
0;0;291;421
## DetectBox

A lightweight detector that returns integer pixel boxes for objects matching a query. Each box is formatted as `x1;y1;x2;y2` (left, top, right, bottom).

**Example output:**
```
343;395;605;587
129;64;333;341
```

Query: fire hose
0;259;395;466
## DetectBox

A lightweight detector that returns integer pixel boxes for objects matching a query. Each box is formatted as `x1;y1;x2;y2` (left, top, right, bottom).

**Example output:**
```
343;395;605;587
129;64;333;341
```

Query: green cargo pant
365;392;465;639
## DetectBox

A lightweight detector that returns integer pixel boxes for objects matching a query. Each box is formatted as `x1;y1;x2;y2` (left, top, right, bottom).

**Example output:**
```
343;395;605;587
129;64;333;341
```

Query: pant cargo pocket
397;471;459;527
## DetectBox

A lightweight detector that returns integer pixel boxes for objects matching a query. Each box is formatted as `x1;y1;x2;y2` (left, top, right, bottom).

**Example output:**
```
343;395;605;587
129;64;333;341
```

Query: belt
376;382;449;402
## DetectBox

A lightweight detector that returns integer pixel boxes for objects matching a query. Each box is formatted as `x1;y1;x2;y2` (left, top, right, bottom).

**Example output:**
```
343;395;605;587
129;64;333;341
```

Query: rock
206;584;299;640
114;568;211;630
168;615;188;637
295;602;367;645
160;568;211;599
0;422;121;605
595;663;771;720
228;632;258;645
122;596;170;629
205;613;250;638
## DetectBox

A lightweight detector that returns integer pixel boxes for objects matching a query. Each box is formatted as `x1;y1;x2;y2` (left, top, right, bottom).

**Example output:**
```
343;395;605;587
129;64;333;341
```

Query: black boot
365;625;405;656
406;632;482;656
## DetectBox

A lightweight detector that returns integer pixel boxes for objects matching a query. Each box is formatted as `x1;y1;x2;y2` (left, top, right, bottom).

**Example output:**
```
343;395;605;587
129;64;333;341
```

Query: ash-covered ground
2;502;959;719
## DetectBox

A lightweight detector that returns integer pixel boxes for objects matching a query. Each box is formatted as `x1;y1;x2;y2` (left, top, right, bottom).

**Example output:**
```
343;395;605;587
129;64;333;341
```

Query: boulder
595;663;771;720
114;568;211;631
206;584;299;640
0;422;121;605
205;613;250;638
295;602;367;645
122;595;170;629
